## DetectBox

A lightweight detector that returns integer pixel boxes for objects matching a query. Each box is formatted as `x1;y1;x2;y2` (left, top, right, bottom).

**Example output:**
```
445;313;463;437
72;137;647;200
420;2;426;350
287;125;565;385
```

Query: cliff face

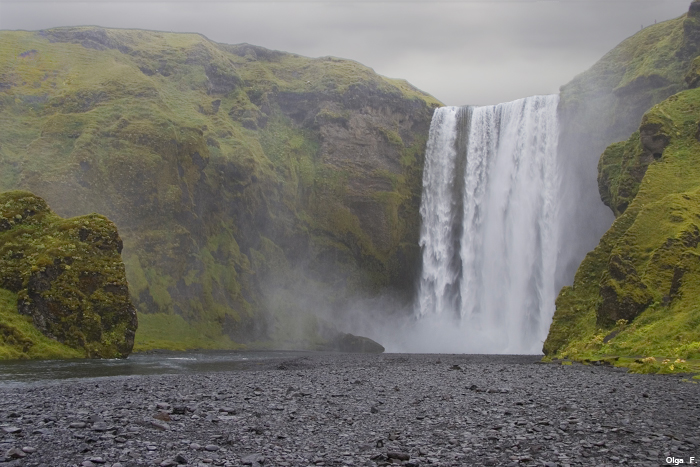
0;27;440;349
545;2;700;372
545;89;700;370
556;4;700;287
0;191;137;359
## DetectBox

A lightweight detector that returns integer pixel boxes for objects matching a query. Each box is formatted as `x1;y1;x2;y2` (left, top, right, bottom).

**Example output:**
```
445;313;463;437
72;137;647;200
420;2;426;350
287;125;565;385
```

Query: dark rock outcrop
0;191;137;358
327;333;385;354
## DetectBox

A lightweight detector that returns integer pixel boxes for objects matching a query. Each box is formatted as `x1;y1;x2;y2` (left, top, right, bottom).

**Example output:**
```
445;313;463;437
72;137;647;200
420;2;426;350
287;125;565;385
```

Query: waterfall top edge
440;93;559;111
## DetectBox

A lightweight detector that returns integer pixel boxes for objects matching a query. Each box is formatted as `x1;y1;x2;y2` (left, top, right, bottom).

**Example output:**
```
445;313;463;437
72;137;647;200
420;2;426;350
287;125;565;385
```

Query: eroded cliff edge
0;191;137;359
0;27;440;349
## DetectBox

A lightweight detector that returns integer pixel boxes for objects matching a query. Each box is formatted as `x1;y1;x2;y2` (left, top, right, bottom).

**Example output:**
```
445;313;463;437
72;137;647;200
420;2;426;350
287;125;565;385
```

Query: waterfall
416;95;560;354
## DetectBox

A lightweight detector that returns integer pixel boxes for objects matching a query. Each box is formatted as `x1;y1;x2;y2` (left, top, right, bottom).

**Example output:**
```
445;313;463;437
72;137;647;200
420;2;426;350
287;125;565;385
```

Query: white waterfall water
415;95;560;354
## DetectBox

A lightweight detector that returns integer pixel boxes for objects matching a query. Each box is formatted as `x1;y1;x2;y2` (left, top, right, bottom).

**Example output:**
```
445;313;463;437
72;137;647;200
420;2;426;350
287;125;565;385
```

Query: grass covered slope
544;88;700;373
0;191;137;359
0;27;440;350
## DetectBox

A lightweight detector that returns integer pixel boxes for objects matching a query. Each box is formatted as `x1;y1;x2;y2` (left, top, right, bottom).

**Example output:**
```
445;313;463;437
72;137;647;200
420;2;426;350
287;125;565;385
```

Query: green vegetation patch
0;288;84;359
133;312;243;352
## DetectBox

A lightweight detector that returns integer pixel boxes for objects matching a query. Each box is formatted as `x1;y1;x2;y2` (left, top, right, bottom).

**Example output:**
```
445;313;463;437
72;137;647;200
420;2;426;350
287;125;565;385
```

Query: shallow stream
0;350;307;386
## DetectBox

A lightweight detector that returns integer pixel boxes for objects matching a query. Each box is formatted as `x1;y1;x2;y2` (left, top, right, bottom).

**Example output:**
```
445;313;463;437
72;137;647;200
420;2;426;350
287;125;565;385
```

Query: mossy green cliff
0;27;440;350
546;1;700;374
0;191;137;359
556;2;700;284
544;88;700;373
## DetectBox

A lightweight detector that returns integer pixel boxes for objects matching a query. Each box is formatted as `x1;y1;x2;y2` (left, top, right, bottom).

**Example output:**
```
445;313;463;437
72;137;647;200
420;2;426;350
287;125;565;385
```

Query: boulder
0;191;137;358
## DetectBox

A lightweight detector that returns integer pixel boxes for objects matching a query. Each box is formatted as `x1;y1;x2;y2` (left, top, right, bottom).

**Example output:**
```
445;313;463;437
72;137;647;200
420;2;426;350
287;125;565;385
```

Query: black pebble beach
1;354;698;467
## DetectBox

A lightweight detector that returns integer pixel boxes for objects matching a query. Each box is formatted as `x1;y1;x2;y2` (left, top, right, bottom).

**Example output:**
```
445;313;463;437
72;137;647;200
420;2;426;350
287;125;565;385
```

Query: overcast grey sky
0;0;692;105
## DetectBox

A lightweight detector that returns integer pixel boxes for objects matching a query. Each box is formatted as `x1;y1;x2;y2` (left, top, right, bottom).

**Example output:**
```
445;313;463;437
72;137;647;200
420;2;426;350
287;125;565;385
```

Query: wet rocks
0;354;697;466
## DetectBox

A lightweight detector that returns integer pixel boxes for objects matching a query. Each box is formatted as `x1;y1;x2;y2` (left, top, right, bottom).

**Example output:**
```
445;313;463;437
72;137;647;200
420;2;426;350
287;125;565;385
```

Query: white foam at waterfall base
405;95;560;354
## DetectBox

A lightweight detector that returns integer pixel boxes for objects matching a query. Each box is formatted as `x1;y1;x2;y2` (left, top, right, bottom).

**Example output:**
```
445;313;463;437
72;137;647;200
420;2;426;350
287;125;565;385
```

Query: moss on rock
0;190;137;358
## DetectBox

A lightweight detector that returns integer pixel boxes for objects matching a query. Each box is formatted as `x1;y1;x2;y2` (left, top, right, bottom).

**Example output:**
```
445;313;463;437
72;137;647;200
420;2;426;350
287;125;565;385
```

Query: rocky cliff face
556;3;700;287
0;28;440;349
0;191;137;359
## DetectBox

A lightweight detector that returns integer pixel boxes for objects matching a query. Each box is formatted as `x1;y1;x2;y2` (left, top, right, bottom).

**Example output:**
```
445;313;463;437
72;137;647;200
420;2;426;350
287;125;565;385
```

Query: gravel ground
0;353;698;467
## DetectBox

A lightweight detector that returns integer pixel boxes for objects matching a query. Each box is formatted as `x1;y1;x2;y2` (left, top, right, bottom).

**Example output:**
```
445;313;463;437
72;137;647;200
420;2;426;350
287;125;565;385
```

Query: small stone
70;422;87;429
149;420;169;431
172;405;187;415
22;446;36;453
89;457;106;464
205;444;219;451
81;461;96;467
2;426;21;434
387;452;410;461
5;447;26;459
92;422;112;432
160;459;177;467
370;406;379;414
154;411;171;422
175;452;188;463
190;443;201;450
241;453;265;465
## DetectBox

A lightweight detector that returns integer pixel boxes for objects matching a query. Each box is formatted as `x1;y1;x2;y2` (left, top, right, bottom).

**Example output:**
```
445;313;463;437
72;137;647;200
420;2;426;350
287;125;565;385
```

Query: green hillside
545;88;700;374
0;27;440;352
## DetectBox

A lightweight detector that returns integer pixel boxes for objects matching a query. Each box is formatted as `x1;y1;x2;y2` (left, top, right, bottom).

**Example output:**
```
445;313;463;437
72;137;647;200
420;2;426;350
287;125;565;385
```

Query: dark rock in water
330;333;385;353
